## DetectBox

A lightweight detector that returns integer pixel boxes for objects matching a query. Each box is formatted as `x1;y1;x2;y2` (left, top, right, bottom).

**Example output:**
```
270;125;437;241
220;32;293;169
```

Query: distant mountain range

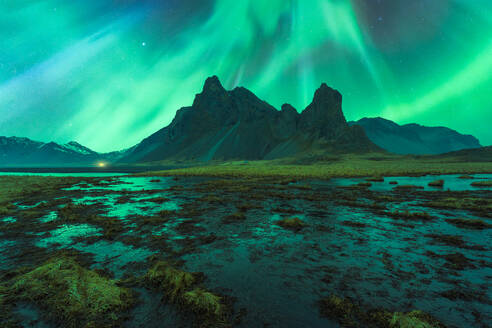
348;117;481;155
0;137;129;167
0;76;487;166
121;76;380;162
438;145;492;162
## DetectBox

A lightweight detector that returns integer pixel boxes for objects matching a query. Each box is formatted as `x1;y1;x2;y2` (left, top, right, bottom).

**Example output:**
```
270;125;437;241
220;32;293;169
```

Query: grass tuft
471;180;492;187
275;217;307;231
143;261;195;301
9;256;134;327
428;179;444;188
319;294;445;328
182;288;223;317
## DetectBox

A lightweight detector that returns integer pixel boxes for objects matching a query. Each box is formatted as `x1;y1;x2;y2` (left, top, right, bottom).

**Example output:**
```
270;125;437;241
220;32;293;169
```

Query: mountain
438;146;492;162
122;76;381;162
349;117;481;155
0;137;128;167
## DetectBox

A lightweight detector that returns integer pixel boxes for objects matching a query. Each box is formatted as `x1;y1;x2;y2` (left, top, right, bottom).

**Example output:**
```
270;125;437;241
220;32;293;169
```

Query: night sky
1;0;492;152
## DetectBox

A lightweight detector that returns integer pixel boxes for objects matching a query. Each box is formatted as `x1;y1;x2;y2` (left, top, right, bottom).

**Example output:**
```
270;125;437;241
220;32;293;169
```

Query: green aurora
1;0;492;152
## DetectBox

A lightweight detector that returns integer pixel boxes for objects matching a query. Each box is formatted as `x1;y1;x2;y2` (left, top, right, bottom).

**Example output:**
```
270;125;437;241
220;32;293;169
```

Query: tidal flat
0;174;491;328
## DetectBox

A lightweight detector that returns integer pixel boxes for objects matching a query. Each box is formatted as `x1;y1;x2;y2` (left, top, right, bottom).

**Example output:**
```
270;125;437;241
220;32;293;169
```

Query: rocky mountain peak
281;104;298;115
298;83;347;138
202;75;225;93
123;76;381;162
311;83;343;114
192;75;230;110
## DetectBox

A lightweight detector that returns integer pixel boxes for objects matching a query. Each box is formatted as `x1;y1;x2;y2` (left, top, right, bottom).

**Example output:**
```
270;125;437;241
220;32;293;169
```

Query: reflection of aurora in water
1;1;492;152
1;175;489;327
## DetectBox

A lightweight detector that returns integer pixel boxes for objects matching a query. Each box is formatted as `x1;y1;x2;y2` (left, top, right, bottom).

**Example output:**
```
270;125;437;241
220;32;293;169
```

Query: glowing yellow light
97;162;106;167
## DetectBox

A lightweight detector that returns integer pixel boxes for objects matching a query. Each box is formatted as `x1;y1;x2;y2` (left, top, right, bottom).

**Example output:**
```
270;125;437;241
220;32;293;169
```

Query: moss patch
390;310;446;328
445;218;492;230
275;217;307;231
319;295;359;327
183;288;224;317
366;176;384;182
141;261;229;326
389;210;434;221
428;180;444;188
471;180;492;187
9;256;134;327
222;212;247;224
319;295;446;328
143;261;196;301
138;154;492;180
425;234;484;250
425;197;492;217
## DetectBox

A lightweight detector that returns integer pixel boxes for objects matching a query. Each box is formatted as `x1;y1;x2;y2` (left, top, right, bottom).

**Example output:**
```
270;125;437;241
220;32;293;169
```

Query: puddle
331;174;492;191
39;211;58;223
35;224;102;248
1;216;16;223
71;240;155;278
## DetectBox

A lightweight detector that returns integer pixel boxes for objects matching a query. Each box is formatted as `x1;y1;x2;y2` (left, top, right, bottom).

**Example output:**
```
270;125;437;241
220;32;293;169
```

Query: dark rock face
123;76;380;162
349;117;482;155
299;83;346;139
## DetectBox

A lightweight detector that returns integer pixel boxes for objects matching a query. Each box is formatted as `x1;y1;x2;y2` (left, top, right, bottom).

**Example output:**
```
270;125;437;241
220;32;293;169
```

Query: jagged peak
192;75;229;108
312;83;342;105
281;104;298;114
202;75;225;94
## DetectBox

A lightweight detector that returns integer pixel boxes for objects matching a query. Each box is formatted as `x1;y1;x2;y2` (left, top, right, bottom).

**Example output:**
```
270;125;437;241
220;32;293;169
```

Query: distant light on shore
97;162;107;168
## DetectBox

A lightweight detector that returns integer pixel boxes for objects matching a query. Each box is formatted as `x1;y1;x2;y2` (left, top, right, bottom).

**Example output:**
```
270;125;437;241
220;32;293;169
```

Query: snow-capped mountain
348;117;481;155
0;136;127;167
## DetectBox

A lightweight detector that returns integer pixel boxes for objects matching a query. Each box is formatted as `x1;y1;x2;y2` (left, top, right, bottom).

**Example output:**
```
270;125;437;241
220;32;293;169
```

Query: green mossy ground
275;217;307;231
4;256;134;328
428;179;444;187
471;180;492;187
388;210;434;221
140;153;492;179
1;173;489;327
319;295;446;328
445;218;492;229
143;261;197;301
141;261;229;326
425;197;492;217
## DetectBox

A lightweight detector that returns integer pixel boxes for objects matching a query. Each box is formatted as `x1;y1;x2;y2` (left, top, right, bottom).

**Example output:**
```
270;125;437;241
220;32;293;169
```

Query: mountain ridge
121;76;381;162
0;136;129;167
2;77;487;166
349;117;482;155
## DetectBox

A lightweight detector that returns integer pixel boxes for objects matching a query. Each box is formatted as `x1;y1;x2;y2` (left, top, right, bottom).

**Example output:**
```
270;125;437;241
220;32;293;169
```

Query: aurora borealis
1;1;492;152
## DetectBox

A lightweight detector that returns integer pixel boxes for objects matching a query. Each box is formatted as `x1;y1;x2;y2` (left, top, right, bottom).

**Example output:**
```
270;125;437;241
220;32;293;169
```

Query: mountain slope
438;146;492;162
0;137;127;167
349;117;481;155
122;76;381;163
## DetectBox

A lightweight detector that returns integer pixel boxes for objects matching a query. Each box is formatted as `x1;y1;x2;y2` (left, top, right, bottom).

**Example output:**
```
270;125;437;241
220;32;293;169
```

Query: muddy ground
0;175;491;327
